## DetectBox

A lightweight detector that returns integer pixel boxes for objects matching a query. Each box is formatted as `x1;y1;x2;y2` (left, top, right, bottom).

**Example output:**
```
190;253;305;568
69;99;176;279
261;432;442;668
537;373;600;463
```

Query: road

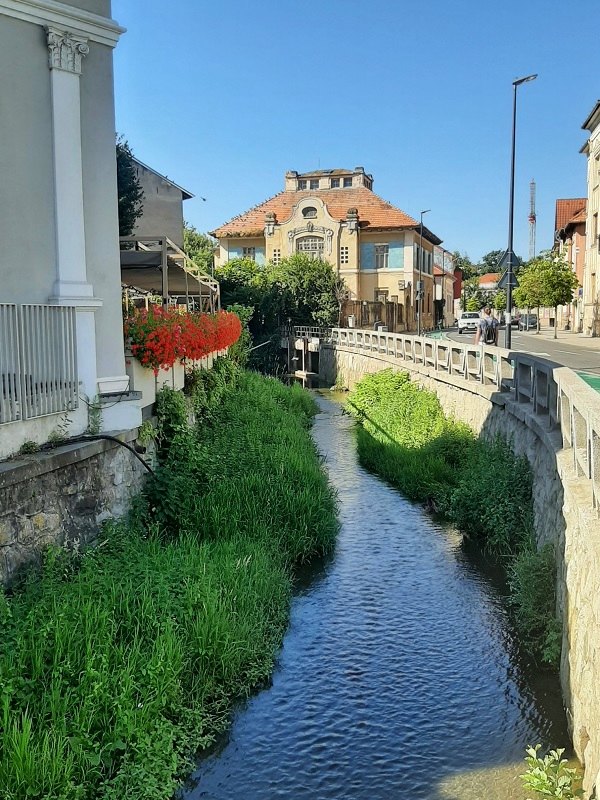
445;327;600;376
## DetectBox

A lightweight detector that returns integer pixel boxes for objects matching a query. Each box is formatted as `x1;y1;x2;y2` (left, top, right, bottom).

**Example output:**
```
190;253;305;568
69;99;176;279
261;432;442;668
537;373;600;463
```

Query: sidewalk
516;327;600;351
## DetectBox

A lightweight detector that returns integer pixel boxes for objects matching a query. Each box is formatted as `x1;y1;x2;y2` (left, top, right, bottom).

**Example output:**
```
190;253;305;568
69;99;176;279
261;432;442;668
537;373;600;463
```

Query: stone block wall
321;343;600;799
0;432;149;585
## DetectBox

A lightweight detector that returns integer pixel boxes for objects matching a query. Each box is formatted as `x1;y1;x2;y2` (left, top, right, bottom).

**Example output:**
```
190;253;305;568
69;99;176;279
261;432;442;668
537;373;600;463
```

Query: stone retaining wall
0;431;149;585
321;343;600;799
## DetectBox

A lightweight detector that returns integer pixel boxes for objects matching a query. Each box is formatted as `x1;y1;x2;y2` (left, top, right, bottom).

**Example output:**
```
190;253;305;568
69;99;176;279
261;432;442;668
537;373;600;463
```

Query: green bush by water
347;369;559;667
0;362;337;800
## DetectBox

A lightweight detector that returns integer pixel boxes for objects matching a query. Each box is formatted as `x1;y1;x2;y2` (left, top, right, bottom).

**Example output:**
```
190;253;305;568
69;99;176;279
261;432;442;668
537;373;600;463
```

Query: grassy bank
0;362;337;800
347;369;560;667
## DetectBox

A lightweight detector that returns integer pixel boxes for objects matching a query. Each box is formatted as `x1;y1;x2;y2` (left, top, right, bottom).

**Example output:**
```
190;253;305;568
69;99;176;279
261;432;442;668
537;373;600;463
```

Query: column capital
46;26;89;74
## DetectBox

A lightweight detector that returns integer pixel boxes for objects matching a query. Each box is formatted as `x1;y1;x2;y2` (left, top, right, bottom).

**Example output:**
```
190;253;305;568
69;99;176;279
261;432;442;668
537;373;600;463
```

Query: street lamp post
505;73;537;349
417;209;430;336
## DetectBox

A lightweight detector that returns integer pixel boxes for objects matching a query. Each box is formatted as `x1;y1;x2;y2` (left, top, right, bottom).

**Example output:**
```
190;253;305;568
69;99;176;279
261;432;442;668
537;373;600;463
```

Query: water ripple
184;395;567;800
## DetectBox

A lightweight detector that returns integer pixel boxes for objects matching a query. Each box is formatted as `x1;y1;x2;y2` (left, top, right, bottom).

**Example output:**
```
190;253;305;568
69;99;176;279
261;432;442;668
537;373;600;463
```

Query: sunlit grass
0;367;338;800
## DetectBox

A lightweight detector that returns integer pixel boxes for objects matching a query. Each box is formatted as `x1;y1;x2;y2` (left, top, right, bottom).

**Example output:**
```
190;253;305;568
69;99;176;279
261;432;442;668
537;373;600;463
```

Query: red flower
124;307;242;374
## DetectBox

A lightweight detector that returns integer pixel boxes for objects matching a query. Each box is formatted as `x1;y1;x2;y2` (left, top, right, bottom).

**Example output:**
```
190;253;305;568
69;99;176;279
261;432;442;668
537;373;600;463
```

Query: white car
457;312;480;334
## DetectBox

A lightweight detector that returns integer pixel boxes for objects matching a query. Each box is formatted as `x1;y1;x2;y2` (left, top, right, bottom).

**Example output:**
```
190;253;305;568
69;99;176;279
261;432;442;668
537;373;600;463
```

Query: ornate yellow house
211;167;443;331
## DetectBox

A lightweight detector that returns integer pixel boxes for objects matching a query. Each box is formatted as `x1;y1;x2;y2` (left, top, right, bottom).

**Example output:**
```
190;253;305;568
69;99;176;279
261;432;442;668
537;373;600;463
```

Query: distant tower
528;179;536;260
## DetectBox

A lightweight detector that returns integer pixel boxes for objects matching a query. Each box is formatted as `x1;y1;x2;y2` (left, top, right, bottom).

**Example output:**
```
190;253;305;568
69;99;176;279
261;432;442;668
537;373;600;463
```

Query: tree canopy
513;251;579;337
215;253;345;335
183;224;217;276
116;137;144;237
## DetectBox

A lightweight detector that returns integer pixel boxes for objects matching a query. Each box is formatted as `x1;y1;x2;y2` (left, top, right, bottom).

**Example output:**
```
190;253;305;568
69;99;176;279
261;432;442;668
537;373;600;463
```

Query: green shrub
347;368;558;666
447;437;534;558
510;544;562;667
0;370;337;799
521;745;582;798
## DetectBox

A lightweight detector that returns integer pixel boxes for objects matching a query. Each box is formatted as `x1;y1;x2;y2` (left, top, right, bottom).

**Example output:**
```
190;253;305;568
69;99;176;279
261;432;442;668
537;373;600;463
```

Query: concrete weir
316;327;600;798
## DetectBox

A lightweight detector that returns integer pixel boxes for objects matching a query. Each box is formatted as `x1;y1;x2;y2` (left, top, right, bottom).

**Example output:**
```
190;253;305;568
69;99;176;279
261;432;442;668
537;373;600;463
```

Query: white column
46;27;96;302
46;27;101;400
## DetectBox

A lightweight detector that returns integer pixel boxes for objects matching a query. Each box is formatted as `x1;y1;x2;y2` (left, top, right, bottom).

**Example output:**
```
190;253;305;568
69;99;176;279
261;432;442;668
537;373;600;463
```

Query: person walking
474;306;499;346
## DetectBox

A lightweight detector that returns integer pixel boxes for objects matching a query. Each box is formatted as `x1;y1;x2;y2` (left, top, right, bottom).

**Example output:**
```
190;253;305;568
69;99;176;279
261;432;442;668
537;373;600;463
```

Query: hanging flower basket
123;307;242;375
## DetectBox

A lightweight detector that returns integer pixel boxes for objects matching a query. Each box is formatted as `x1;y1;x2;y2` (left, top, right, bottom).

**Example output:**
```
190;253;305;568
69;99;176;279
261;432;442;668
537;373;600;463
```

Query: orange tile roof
434;266;456;280
555;198;586;233
211;187;427;238
479;272;500;285
568;206;587;225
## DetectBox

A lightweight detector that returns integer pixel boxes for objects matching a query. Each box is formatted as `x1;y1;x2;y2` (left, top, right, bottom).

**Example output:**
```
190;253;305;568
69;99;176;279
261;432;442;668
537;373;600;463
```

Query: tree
215;253;343;334
266;254;342;327
452;251;477;280
535;251;579;339
479;249;506;274
513;251;578;337
183;224;217;275
493;290;507;312
116;137;144;236
462;275;484;310
513;262;545;332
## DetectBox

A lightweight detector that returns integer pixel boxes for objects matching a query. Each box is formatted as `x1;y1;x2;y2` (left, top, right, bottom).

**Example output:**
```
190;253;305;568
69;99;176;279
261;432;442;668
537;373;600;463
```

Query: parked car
500;313;520;328
518;314;538;331
457;312;480;334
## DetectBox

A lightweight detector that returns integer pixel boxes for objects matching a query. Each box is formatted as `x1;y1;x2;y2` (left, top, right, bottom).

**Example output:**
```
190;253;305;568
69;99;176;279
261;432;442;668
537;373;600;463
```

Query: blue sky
113;0;597;264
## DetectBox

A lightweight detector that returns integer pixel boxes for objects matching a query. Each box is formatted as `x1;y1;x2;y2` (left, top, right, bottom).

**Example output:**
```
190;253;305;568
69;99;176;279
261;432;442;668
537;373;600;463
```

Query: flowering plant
124;307;242;374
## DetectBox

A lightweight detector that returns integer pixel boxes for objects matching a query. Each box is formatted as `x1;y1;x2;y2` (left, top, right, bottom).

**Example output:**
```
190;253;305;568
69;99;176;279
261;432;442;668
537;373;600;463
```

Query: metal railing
0;304;78;424
327;327;600;513
293;325;332;340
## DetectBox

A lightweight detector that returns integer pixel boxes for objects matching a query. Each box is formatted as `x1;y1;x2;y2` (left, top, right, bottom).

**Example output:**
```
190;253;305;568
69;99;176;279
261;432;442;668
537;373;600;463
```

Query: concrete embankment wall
320;343;600;799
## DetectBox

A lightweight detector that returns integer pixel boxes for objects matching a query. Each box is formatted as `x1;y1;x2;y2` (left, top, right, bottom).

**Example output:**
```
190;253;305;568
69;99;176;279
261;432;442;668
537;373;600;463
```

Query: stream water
184;394;568;800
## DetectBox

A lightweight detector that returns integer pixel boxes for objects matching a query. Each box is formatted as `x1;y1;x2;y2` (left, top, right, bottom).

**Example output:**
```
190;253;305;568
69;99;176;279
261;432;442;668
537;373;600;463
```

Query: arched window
302;207;317;219
296;236;324;259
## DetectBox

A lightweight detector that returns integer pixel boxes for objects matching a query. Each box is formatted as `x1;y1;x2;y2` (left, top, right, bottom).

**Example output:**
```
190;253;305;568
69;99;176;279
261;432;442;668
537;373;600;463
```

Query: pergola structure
119;235;220;312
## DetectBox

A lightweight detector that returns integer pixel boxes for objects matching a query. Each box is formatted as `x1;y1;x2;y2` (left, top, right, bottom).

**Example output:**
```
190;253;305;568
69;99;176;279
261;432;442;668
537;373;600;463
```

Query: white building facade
0;0;141;458
582;101;600;336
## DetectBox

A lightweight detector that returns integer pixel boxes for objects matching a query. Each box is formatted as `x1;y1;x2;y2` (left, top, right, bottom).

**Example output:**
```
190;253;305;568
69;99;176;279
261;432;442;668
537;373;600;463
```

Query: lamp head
513;73;537;86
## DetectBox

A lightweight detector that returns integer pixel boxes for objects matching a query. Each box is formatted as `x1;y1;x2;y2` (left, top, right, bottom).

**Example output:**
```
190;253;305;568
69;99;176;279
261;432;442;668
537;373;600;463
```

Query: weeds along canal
184;393;568;800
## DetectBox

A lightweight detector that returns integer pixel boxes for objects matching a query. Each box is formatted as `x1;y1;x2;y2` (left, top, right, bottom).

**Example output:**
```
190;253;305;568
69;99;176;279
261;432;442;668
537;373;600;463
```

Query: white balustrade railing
327;328;600;513
0;304;78;424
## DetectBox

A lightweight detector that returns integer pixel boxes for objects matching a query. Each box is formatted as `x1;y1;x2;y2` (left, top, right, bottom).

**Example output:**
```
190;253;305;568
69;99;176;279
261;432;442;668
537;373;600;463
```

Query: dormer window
331;178;340;188
302;207;317;219
298;179;307;190
309;179;319;190
343;177;352;188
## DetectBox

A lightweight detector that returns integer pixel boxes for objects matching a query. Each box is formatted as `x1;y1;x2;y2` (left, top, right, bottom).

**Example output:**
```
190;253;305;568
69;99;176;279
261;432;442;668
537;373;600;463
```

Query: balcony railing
327;327;600;514
0;304;78;424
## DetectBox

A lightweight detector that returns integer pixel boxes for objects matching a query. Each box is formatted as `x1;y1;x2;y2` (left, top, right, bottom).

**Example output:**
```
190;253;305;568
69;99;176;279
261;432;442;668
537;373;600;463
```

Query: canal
184;394;568;799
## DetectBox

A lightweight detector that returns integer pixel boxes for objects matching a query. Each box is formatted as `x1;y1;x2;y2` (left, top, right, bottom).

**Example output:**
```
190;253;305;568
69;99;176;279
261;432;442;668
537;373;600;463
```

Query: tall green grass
347;369;559;667
0;362;337;800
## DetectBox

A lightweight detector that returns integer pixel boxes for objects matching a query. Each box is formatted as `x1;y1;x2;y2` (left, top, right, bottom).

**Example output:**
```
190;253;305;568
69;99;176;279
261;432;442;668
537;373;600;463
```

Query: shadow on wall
325;344;598;798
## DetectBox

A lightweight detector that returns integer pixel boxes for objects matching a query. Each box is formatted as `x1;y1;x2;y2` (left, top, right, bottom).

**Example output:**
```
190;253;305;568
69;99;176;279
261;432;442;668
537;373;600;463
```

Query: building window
340;246;349;264
302;206;317;219
331;178;340;188
296;236;324;259
375;244;389;269
298;179;307;190
376;290;388;302
343;177;352;188
272;248;281;265
242;247;256;260
310;179;319;190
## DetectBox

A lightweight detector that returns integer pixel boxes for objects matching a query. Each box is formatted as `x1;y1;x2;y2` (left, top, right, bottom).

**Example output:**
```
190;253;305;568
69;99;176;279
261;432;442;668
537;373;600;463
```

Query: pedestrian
475;306;499;346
